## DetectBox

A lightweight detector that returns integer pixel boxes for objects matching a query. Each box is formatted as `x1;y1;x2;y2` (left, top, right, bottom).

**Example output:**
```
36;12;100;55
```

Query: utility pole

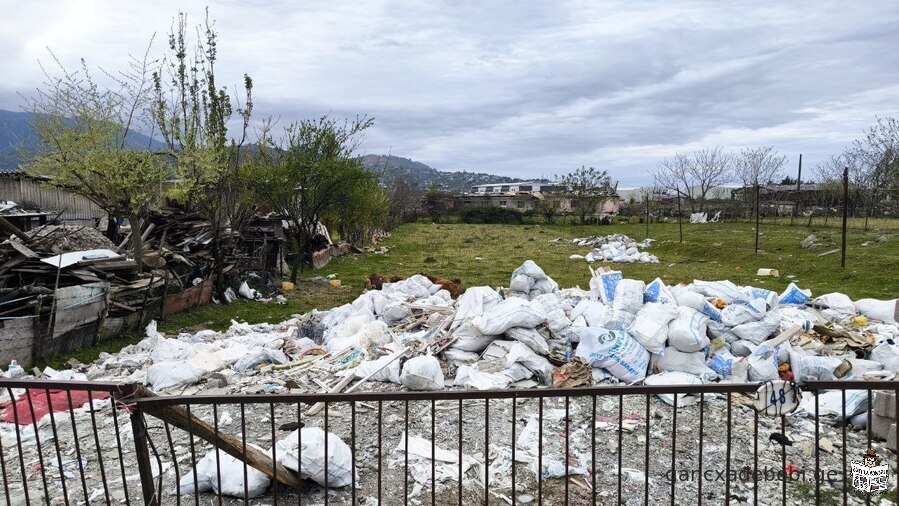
791;154;801;225
841;167;849;269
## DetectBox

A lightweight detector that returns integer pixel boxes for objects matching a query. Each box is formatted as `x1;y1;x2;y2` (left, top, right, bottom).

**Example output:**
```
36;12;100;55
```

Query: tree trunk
130;212;144;274
212;232;226;301
754;184;760;254
290;235;303;284
677;195;683;242
106;215;119;242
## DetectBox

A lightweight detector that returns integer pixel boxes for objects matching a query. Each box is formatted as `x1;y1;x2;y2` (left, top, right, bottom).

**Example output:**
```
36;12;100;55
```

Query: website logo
851;449;889;494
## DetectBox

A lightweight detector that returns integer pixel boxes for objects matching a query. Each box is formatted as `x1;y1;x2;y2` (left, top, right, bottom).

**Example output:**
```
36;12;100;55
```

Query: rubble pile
566;234;659;264
2;260;899;502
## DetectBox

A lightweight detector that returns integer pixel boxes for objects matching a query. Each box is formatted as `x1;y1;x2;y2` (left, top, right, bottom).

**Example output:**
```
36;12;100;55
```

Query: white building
466;181;560;194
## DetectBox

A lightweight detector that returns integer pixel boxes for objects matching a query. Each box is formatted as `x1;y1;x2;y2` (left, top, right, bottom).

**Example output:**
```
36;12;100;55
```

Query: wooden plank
127;385;304;490
8;240;39;258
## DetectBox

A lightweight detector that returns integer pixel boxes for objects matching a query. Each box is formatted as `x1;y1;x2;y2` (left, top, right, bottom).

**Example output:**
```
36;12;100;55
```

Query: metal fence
1;379;898;505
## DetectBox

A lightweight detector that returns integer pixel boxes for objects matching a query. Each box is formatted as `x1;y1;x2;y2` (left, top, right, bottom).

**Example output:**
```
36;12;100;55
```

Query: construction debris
565;234;659;263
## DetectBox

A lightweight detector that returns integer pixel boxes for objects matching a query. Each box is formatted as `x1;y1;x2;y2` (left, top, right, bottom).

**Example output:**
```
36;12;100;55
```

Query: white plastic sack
855;299;899;324
150;338;196;363
732;312;782;345
692;280;750;304
449;321;496;352
789;350;842;382
505;327;550;355
506;342;555;385
707;349;748;382
472;297;546;335
147;361;206;390
594;269;622;304
354;351;403;383
275;428;353;487
813;293;856;315
643;278;675;305
871;341;899;373
720;300;766;327
747;345;779;381
400;356;445;390
656;348;716;378
575;328;649;382
644;371;704;406
779;283;812;306
232;348;289;372
627;303;677;354
612;279;645;314
667;307;710;353
178;447;270;498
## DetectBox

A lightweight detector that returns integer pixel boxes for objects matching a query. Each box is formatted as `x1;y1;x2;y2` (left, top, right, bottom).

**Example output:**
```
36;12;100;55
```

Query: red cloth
0;389;111;425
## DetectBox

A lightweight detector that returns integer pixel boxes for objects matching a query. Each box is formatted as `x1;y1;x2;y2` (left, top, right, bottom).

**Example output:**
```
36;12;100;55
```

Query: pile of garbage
567;234;659;263
8;259;896;399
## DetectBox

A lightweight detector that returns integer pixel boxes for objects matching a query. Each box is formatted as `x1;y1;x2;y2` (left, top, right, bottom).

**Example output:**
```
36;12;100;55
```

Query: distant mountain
361;154;520;192
0;109;164;170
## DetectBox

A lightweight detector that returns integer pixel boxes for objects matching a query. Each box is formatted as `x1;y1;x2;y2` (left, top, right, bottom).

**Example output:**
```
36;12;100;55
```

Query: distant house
0;168;105;226
466;181;561;194
458;180;622;216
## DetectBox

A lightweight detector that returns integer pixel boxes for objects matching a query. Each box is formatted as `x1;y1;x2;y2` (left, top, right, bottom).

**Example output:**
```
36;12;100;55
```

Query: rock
800;234;819;249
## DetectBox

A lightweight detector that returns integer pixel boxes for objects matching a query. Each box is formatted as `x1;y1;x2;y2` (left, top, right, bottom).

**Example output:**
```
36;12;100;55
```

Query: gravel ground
2;382;897;506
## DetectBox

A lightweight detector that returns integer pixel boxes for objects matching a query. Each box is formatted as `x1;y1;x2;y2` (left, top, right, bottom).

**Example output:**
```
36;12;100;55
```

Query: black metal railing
1;379;897;505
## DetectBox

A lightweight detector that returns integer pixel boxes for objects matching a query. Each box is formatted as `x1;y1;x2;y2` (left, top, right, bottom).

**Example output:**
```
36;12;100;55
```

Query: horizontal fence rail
1;379;898;505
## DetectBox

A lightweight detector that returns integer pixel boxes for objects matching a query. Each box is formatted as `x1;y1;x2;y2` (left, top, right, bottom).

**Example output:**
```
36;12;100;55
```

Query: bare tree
690;147;734;212
651;153;691;240
652;148;733;213
734;147;787;253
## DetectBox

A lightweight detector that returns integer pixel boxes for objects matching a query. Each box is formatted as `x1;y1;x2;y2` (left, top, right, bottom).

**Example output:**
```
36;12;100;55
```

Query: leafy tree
23;48;165;271
424;183;451;223
150;10;254;296
557;166;614;225
255;115;376;283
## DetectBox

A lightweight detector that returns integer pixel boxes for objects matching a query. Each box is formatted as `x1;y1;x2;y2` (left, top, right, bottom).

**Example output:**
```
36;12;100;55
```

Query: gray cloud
1;0;898;185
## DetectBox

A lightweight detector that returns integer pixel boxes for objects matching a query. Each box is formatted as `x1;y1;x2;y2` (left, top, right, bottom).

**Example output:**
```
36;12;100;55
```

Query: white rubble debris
569;234;660;264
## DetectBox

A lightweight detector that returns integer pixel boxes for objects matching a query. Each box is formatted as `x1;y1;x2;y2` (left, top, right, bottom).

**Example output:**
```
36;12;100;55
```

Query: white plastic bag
871;341;899;372
855;299;899;324
644;371;705;406
747;345;779;381
232;348;289;372
813;293;856;315
667;307;710;353
275;428;353;487
693;280;750;304
505;327;550;355
150;338;196;363
656;348;716;377
720;300;766;327
178;447;270;497
643;278;676;305
575;328;649;382
400;356;445;390
779;283;812;306
732;312;782;344
147;361;206;390
450;321;496;352
612;279;645;314
472;297;546;335
789;350;842;382
506;342;555;385
354;351;403;383
627;303;677;354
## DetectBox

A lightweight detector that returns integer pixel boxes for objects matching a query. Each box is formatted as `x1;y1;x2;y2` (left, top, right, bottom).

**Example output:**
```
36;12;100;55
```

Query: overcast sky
2;1;898;185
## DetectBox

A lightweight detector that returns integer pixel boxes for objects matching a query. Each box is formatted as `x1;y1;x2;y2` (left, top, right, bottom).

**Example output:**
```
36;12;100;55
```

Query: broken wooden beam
125;385;304;490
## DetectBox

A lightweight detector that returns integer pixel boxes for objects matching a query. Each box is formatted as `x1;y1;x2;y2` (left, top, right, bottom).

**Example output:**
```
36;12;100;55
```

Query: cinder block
875;391;897;418
872;412;894;440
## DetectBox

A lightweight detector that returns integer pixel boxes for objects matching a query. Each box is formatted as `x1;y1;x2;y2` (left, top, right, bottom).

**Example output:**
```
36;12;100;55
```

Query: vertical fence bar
564;395;569;505
0;402;9;506
44;388;69;506
726;392;732;506
378;400;382;504
512;397;517;506
699;392;705;506
24;389;50;506
458;398;463;506
109;395;130;505
431;398;436;506
186;404;199;506
644;393;650;505
86;389;111;505
591;395;596;504
405;400;409;502
351;401;357;505
7;387;31;505
324;401;329;506
617;394;623;505
780;414;786;506
841;389;847;506
538;398;543;506
752;407;758;506
815;391;820;503
241;403;248;504
163;420;181;506
271;403;279;505
130;407;158;506
485;398;490;505
670;394;678;505
65;389;89;505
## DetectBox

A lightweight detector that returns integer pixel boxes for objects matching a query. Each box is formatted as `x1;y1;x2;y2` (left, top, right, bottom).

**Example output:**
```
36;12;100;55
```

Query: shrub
459;206;525;224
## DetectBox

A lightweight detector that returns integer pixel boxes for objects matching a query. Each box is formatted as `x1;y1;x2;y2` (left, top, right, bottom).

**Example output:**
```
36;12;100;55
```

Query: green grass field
46;219;897;368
